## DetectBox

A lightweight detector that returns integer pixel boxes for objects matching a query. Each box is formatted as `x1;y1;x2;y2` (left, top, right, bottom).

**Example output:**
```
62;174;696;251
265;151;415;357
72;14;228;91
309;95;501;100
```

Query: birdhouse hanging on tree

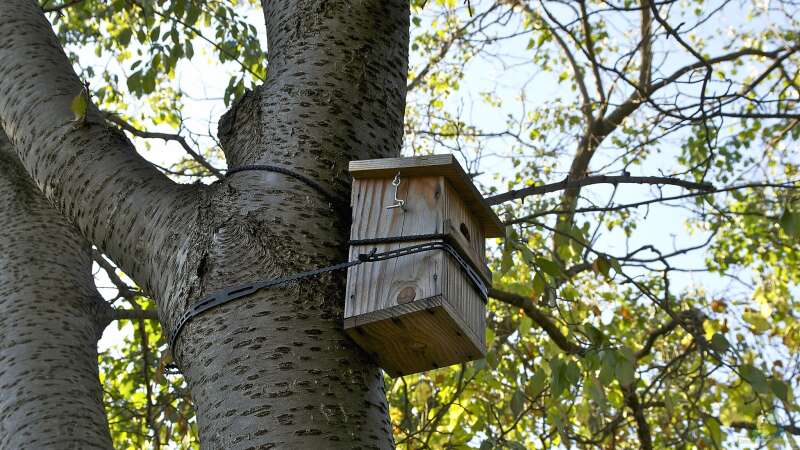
344;154;503;376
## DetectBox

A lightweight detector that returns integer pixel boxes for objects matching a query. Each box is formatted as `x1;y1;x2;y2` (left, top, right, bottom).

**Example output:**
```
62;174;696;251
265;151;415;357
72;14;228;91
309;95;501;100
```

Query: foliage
101;296;197;449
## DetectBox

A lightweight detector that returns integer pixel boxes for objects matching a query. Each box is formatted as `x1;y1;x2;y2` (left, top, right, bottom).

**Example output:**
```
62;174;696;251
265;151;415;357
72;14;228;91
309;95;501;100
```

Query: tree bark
0;0;409;448
0;132;113;449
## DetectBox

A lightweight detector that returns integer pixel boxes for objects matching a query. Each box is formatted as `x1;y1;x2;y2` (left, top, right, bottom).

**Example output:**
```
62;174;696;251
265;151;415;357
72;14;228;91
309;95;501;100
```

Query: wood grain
349;155;504;237
344;295;486;377
345;173;490;374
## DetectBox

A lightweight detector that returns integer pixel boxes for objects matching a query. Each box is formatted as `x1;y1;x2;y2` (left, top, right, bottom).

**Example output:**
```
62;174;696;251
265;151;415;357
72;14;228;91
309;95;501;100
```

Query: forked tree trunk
0;0;409;448
0;133;113;449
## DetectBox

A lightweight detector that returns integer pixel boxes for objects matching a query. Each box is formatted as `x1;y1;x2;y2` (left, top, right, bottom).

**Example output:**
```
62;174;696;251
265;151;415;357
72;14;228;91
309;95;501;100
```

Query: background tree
0;0;797;448
0;131;156;449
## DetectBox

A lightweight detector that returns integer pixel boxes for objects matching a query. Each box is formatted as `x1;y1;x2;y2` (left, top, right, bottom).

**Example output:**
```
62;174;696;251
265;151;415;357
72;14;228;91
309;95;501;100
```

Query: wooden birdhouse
344;154;503;376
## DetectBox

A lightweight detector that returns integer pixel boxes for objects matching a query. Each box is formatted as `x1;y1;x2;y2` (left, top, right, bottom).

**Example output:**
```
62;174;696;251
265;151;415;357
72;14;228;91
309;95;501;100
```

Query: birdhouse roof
349;154;504;238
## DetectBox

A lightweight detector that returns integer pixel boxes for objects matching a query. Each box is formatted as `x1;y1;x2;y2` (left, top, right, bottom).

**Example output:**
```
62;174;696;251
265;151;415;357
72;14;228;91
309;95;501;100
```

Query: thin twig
41;0;83;13
489;288;585;355
105;113;222;178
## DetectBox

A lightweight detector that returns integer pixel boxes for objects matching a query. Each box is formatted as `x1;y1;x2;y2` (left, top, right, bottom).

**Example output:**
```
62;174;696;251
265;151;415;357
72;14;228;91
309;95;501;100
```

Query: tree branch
407;4;500;92
504;180;799;223
487;174;714;205
728;420;800;436
489;288;585;355
105;113;222;179
623;386;653;450
92;249;139;300
530;2;594;122
550;44;789;240
41;0;83;13
702;413;800;436
636;315;682;360
0;0;200;301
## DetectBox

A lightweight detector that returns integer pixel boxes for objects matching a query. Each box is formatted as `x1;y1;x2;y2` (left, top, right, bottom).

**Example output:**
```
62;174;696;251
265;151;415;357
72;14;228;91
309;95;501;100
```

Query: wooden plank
349;176;444;240
344;242;443;318
344;295;486;376
346;176;447;318
442;253;486;347
349;176;490;283
349;155;504;237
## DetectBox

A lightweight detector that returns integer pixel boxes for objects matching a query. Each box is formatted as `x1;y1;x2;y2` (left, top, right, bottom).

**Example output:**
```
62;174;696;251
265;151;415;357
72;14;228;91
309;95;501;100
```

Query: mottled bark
0;0;409;448
179;1;409;447
0;133;113;449
0;0;200;303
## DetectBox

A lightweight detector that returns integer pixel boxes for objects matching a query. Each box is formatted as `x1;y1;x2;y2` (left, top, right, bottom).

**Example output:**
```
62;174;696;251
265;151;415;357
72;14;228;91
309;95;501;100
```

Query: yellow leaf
70;89;88;123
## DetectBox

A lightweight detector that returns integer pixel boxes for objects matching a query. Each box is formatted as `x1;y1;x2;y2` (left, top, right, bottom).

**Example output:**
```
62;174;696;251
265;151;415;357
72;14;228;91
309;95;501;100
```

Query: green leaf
615;359;635;387
742;310;771;334
780;209;800;239
510;388;525;416
587;376;606;408
592;256;611;277
126;71;141;94
710;333;730;354
706;418;722;447
118;28;132;46
740;364;770;395
615;350;636;387
564;361;581;386
608;257;623;275
501;239;514;274
519;314;532;337
549;357;567;399
532;272;546;298
517;243;537;265
599;350;616;385
770;378;789;402
583;324;605;345
529;368;547;398
536;258;562;278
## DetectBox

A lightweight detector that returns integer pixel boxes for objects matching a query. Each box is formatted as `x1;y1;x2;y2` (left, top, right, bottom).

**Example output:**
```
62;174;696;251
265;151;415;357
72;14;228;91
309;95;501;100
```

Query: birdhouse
344;154;503;376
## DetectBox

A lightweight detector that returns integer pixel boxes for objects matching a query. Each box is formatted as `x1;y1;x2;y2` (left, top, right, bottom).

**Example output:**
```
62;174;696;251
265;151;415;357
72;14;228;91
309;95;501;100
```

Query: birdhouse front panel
344;155;503;377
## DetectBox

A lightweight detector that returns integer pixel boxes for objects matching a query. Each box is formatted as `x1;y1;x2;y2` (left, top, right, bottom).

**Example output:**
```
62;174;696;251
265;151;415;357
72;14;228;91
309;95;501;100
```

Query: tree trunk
0;132;113;449
0;0;409;448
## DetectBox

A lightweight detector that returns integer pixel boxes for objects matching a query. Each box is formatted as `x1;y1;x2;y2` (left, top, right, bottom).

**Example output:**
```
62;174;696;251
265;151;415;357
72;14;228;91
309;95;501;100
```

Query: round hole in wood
459;222;471;242
397;286;417;304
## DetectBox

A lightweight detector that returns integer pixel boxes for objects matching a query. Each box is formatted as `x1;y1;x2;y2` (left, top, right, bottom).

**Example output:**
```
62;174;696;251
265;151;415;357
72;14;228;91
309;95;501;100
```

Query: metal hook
386;172;405;211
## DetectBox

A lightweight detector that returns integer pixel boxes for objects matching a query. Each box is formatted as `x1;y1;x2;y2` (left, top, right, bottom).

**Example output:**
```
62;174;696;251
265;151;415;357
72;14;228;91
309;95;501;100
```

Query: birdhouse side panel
443;253;487;354
349;176;446;241
441;179;487;264
344;242;445;318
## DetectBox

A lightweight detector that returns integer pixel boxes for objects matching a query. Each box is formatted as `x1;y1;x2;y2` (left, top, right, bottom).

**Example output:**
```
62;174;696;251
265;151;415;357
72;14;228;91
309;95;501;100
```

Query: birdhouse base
343;295;486;377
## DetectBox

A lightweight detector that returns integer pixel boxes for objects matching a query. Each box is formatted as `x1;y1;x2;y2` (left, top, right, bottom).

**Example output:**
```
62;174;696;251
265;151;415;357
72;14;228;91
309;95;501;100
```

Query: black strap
226;164;346;206
167;237;488;370
348;233;448;245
